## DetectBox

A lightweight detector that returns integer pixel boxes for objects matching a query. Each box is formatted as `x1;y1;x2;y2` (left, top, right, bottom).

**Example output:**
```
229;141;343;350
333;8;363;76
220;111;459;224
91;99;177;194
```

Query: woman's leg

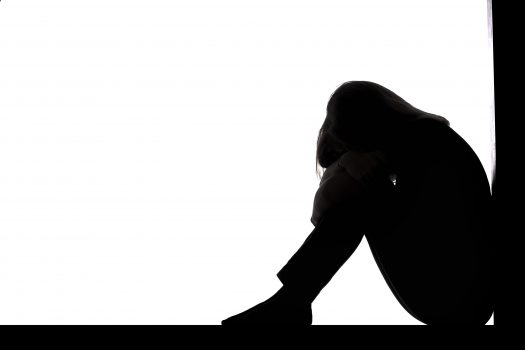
276;201;368;304
363;163;495;325
221;180;398;325
366;230;494;325
276;175;399;305
223;167;494;325
277;178;494;326
221;202;370;325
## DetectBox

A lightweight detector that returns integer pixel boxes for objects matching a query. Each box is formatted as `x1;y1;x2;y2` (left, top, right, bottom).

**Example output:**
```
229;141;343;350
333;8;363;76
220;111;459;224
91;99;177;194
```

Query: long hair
316;81;449;179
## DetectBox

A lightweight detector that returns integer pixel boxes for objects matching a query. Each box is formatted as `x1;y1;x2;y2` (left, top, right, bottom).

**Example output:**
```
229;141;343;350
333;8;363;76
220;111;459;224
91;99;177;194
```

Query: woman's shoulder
401;119;490;192
404;118;474;158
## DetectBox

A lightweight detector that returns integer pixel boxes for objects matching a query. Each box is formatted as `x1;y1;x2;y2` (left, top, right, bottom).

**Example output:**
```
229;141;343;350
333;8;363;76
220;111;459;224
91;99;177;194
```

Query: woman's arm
311;150;392;226
311;165;365;226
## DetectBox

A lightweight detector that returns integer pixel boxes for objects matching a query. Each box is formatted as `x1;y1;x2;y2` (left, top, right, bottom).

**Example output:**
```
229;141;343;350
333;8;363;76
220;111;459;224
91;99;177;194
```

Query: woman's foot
221;286;313;325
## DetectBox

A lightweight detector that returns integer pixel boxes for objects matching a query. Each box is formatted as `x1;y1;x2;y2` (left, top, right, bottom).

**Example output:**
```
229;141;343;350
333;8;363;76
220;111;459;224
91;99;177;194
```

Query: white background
0;0;494;325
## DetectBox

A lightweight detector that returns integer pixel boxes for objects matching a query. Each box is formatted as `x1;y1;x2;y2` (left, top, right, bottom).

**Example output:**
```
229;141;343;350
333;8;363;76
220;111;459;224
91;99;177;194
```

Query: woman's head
316;81;449;177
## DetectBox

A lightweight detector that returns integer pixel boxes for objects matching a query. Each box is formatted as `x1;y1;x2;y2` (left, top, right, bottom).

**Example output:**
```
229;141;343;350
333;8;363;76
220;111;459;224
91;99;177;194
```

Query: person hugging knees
222;81;494;325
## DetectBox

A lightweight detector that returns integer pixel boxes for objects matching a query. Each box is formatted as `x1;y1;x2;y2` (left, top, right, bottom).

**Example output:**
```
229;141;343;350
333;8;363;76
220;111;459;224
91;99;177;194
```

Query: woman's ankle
272;284;314;306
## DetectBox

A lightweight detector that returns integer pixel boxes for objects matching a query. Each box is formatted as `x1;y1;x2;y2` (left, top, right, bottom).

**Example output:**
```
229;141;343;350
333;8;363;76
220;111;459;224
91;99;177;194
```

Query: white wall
0;0;494;324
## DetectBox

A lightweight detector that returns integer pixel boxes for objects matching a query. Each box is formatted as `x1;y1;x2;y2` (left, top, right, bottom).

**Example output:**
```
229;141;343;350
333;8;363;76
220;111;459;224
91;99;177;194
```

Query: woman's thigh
365;179;494;325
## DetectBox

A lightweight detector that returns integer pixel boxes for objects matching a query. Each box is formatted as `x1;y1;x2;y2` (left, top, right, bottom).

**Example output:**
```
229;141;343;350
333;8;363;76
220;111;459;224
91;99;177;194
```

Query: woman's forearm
311;165;367;226
311;150;392;227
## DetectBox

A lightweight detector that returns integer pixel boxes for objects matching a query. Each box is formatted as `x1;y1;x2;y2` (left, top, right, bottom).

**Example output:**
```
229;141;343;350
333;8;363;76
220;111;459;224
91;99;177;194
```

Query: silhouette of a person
222;81;494;325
